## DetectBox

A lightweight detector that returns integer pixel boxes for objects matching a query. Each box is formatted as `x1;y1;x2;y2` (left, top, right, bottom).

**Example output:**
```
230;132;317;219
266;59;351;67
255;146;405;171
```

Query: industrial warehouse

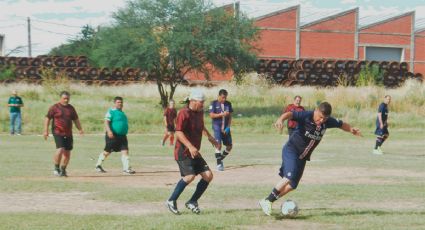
0;2;424;86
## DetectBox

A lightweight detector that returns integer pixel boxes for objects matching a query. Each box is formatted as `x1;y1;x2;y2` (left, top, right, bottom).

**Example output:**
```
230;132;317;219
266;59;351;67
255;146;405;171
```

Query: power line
30;18;83;28
32;25;76;37
0;24;25;29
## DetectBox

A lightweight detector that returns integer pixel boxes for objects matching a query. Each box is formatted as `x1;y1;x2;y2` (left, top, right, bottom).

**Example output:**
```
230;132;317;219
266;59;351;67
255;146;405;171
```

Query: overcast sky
1;0;424;57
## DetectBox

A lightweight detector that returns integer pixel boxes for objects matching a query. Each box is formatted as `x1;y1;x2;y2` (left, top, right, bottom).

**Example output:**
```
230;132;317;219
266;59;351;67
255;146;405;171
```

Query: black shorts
166;124;176;132
104;134;128;153
53;135;73;151
176;156;210;177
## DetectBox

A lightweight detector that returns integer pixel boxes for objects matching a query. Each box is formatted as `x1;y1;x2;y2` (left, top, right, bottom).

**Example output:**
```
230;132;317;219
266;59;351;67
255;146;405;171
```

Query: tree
93;0;259;107
49;25;99;64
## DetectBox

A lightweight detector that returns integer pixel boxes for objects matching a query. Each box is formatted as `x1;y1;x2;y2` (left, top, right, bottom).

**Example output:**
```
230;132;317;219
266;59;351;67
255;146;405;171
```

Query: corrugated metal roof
300;8;358;28
216;1;425;33
416;18;425;33
358;11;414;30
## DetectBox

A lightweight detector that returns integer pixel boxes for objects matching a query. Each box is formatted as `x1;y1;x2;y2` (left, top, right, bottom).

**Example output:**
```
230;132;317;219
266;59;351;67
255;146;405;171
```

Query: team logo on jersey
305;130;322;141
287;172;292;177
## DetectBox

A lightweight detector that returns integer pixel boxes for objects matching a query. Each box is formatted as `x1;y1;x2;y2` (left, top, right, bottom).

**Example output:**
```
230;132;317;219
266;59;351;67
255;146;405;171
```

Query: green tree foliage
53;0;258;107
49;25;99;64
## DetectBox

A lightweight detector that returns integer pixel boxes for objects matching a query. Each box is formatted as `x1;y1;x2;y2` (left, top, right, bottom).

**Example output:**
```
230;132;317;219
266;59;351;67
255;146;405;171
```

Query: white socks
96;153;106;166
121;155;130;171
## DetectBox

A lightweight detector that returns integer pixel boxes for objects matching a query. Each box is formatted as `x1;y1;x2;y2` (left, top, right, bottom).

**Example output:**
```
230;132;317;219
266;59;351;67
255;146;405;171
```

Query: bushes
40;67;71;95
0;65;16;81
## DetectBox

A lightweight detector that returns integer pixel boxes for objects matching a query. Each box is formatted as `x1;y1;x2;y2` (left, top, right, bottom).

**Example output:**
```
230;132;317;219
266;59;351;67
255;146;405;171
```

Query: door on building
365;47;403;62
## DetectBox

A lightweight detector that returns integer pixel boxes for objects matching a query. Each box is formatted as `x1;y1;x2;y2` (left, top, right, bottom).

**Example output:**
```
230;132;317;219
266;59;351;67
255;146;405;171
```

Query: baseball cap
189;89;205;101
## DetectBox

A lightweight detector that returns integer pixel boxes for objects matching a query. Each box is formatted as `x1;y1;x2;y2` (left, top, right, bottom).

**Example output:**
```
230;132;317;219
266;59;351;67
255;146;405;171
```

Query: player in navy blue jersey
373;95;391;155
209;89;233;171
259;102;362;216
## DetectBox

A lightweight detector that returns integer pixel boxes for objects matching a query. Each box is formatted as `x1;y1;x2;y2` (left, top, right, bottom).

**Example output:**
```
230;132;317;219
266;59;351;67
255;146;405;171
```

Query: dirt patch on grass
0;192;163;216
3;164;424;216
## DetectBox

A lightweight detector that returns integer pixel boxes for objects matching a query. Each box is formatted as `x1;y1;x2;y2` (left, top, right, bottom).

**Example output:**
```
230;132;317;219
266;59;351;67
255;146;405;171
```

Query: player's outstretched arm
274;112;293;130
340;122;362;137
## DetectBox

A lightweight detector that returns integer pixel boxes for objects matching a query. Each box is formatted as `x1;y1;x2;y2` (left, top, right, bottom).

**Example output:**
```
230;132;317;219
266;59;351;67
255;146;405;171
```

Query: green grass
1;81;424;229
0;130;424;229
1;80;425;134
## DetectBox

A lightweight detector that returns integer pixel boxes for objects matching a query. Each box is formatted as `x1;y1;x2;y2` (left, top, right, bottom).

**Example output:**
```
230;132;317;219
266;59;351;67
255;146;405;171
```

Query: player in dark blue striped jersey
373;95;391;155
259;102;362;216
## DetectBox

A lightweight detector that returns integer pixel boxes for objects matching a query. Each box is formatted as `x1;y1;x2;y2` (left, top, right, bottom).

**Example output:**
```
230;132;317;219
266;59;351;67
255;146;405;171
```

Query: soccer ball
281;200;299;217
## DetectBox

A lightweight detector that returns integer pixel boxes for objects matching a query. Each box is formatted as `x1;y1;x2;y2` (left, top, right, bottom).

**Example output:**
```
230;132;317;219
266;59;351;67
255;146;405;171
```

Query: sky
1;0;424;57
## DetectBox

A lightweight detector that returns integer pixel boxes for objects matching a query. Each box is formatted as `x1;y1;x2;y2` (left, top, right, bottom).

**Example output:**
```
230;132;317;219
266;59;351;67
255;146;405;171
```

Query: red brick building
185;3;424;82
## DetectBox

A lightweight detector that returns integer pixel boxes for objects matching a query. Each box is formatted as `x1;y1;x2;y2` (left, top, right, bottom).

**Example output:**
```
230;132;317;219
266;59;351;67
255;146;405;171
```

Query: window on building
365;47;403;62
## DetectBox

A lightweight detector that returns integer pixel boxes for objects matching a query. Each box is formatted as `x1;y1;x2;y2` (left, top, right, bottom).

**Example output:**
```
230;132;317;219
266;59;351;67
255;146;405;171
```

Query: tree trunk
156;79;168;109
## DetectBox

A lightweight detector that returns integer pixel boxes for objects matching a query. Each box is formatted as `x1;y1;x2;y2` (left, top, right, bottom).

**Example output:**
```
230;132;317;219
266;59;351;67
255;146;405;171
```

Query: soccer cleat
59;169;68;177
53;168;60;176
185;201;201;214
373;148;383;155
377;147;384;154
123;168;136;175
216;162;224;171
95;165;107;173
259;198;272;216
166;200;180;215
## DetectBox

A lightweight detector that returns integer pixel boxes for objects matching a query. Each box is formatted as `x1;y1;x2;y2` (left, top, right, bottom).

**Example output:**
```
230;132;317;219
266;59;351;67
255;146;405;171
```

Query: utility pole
27;17;32;57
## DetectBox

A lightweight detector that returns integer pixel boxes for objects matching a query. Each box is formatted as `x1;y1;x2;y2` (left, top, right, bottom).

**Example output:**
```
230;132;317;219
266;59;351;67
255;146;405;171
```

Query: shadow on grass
70;170;179;178
225;163;275;171
271;208;425;220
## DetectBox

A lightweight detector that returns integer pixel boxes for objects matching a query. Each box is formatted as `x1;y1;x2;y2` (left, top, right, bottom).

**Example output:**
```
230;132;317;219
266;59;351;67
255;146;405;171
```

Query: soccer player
166;89;219;215
7;90;24;135
259;102;361;216
373;95;391;155
44;91;83;177
162;99;177;146
209;89;233;171
283;95;304;136
95;97;135;175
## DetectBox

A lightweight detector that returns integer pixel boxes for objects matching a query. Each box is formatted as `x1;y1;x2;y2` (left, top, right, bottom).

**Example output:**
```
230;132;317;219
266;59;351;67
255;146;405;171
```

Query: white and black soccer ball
281;200;299;217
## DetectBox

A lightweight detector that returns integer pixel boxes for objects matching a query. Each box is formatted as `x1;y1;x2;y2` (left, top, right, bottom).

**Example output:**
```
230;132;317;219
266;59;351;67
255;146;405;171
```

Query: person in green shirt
7;90;24;135
95;96;135;175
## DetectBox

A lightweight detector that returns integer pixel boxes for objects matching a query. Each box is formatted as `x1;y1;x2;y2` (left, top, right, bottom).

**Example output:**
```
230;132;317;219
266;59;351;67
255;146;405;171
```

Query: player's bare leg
169;132;175;146
162;132;170;146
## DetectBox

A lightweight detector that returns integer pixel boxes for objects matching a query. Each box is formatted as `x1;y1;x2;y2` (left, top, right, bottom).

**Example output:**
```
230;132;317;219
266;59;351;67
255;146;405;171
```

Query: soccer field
0;130;424;230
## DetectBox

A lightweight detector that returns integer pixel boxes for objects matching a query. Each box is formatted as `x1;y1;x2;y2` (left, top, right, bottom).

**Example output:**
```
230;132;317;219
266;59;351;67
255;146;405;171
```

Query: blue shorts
375;125;389;137
279;144;306;189
213;127;232;146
